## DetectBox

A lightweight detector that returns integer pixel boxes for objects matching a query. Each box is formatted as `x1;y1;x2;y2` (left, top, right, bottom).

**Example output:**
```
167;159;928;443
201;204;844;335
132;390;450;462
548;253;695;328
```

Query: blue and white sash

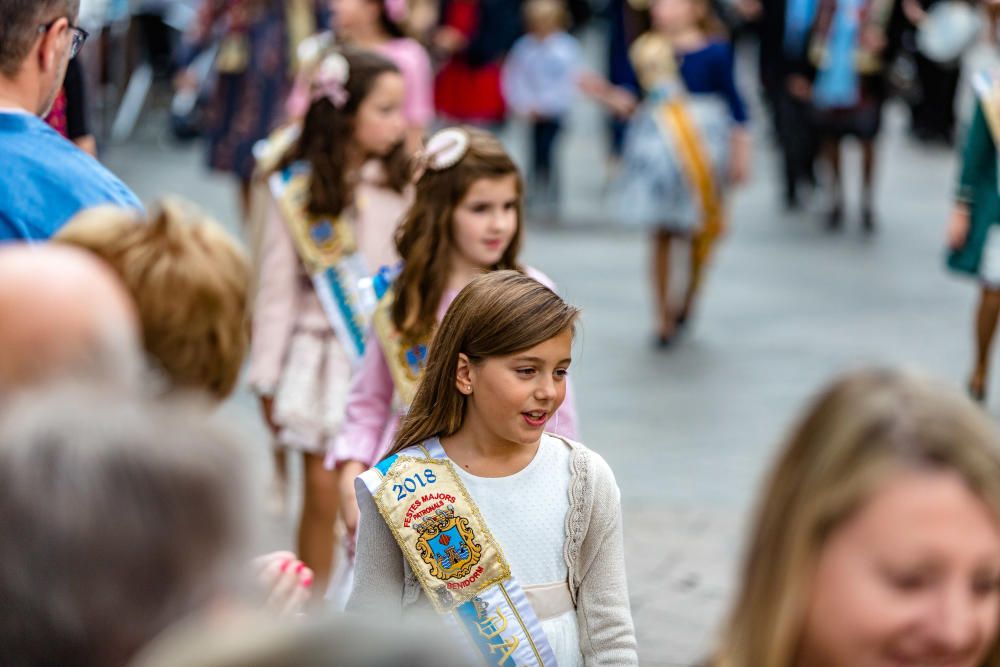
269;163;378;366
358;439;558;666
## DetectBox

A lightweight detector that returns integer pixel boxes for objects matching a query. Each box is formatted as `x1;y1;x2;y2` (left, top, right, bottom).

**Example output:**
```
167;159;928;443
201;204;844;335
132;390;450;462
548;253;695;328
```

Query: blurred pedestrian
947;72;1000;403
707;368;1000;666
350;271;637;666
616;0;750;346
0;0;141;241
503;0;637;216
247;48;410;595
503;0;580;213
56;201;321;613
0;244;141;394
809;0;894;232
432;0;522;128
759;0;820;208
327;127;578;538
327;0;434;147
175;0;324;220
56;199;251;401
901;0;974;144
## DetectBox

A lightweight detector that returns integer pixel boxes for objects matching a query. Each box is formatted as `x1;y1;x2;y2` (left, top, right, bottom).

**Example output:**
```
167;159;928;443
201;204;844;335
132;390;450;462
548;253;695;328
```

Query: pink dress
247;161;411;453
375;38;434;129
324;267;580;468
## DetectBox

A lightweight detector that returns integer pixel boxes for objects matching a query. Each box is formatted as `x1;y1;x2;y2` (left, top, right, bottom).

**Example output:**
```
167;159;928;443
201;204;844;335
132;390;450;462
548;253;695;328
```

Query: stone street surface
105;46;970;665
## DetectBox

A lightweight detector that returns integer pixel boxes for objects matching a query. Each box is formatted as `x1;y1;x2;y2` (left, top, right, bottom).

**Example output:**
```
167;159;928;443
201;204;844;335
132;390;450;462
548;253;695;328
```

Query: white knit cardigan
347;436;639;666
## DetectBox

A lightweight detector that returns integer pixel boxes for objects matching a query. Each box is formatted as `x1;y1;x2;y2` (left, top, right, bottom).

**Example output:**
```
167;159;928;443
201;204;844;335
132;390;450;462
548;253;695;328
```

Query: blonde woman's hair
388;271;579;457
711;368;1000;667
56;199;250;399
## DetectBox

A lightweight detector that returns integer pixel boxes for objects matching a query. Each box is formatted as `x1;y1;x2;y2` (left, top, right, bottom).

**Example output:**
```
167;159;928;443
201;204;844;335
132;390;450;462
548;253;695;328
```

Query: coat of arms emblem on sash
414;505;482;580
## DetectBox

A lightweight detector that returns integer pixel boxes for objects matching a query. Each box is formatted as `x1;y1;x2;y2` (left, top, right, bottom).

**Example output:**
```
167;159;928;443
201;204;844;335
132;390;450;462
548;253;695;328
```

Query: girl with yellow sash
350;271;637;666
325;128;579;536
617;0;750;346
246;48;411;594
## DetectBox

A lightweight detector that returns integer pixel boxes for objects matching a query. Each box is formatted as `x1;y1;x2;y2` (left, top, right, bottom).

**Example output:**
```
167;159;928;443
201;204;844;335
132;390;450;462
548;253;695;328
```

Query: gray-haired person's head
0;383;253;667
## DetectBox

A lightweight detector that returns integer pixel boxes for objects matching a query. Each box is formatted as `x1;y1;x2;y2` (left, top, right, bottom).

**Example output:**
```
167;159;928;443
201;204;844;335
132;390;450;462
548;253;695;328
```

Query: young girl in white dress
348;271;638;666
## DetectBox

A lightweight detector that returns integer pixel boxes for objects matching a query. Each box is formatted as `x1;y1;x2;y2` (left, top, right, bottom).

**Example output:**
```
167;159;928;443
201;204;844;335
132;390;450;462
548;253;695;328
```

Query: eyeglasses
38;19;89;59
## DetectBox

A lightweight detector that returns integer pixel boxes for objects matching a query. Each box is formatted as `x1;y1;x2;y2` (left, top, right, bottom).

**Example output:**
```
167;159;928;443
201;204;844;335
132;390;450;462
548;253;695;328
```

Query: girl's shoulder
543;433;620;497
382;38;432;65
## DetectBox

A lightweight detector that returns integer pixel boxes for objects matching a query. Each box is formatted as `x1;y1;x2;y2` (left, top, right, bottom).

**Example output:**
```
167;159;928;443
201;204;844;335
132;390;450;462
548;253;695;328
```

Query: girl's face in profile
450;175;519;270
798;469;1000;667
461;328;572;447
353;71;407;158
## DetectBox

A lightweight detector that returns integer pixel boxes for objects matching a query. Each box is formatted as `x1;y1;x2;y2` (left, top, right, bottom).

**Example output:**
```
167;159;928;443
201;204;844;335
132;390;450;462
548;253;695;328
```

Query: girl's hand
337;460;367;538
948;204;971;249
259;395;279;436
253;551;313;616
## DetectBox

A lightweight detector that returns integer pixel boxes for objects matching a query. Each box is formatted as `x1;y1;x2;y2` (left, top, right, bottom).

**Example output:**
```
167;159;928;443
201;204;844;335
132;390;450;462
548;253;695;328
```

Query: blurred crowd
9;0;1000;666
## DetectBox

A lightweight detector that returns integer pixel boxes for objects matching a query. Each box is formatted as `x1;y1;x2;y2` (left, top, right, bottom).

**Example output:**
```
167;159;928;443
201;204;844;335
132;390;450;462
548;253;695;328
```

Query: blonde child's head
392;127;525;342
56;199;250;400
389;271;579;456
712;368;1000;667
524;0;569;35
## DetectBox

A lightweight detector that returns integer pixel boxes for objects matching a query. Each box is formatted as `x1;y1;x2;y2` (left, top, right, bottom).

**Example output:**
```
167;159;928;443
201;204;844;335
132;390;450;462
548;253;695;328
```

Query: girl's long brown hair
279;48;410;218
387;271;579;457
709;368;1000;667
391;128;524;342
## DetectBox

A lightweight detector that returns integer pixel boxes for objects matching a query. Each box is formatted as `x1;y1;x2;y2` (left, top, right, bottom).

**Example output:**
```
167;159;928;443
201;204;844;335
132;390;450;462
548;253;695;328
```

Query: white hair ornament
420;128;471;172
312;52;351;108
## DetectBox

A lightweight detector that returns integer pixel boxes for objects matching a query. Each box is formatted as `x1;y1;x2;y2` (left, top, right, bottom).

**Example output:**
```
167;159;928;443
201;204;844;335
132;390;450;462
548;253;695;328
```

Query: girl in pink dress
287;0;434;148
247;48;411;593
325;127;579;535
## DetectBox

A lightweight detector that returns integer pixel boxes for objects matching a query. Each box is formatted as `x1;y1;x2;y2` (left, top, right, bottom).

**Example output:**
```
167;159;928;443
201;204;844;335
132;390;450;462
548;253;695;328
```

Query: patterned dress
189;0;322;180
617;39;747;233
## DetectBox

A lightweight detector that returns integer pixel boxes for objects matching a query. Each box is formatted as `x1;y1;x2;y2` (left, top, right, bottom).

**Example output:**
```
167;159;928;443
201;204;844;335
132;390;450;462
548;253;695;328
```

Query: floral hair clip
312;52;351;108
385;0;408;23
419;128;471;173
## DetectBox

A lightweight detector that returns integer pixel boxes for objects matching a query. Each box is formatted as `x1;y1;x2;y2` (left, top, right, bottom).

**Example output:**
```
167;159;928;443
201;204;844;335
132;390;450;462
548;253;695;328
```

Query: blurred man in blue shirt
0;0;141;241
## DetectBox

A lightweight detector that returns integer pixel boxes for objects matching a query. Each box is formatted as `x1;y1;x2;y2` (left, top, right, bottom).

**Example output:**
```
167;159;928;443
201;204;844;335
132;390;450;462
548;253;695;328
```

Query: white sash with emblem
357;439;559;666
269;162;380;366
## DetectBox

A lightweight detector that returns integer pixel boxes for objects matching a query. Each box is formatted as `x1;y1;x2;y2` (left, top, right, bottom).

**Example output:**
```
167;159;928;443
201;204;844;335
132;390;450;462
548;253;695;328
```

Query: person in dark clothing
44;57;97;156
758;0;819;208
902;0;962;144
